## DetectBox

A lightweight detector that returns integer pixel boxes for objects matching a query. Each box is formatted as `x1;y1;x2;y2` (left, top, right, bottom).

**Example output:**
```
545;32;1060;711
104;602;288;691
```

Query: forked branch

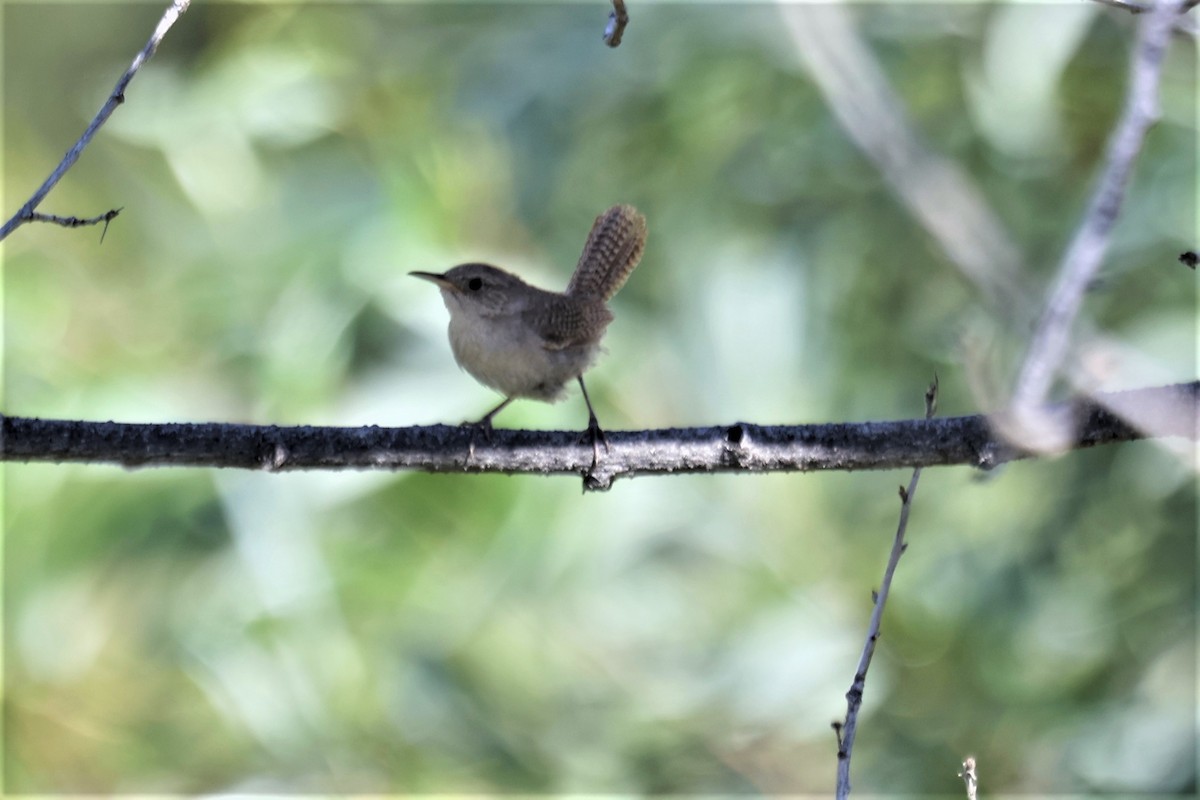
0;0;191;241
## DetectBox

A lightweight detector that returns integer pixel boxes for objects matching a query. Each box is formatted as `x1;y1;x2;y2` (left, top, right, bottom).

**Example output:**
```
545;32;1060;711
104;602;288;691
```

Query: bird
411;204;647;464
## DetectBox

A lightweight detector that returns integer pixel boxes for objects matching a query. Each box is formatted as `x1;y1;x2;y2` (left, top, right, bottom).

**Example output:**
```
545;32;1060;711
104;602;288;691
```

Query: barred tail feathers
565;204;647;302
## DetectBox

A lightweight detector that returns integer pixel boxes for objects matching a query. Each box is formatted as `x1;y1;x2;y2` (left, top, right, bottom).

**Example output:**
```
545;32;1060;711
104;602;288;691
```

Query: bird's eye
467;277;483;291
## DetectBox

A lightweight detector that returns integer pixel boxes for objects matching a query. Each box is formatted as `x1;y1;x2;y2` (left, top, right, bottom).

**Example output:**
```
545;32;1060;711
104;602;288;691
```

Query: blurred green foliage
2;1;1196;794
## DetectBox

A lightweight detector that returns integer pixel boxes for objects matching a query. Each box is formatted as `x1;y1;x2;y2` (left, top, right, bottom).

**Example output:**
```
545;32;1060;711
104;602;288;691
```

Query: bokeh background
2;1;1196;794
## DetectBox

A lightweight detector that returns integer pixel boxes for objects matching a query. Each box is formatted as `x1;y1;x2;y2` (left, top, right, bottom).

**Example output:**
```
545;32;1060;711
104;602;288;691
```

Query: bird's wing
526;295;613;350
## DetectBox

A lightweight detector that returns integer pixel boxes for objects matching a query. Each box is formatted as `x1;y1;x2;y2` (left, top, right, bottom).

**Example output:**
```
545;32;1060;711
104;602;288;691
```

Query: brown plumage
525;294;614;352
566;204;648;301
409;205;648;463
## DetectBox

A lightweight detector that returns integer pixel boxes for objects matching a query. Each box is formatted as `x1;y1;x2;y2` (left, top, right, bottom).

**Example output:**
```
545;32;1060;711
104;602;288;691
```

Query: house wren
411;204;647;458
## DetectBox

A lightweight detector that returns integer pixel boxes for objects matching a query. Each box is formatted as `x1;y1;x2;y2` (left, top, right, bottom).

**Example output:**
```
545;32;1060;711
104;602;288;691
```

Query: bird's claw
460;418;495;460
580;414;610;474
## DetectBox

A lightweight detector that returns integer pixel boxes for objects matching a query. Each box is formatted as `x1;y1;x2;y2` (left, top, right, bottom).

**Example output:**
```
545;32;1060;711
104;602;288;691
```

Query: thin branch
959;756;979;800
604;0;630;47
0;0;191;242
835;377;937;800
1010;0;1183;422
27;208;123;242
781;3;1028;315
1;382;1193;491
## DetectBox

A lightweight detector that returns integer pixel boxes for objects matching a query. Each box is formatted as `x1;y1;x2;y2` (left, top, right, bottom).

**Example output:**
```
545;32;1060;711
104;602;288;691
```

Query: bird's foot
460;417;495;460
573;376;612;484
460;397;513;459
580;413;610;475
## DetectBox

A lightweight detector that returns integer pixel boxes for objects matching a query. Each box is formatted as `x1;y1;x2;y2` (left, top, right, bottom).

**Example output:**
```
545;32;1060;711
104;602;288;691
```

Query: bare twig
1;382;1194;490
1010;0;1184;436
27;208;123;242
604;0;629;47
834;377;938;799
0;0;191;242
959;756;979;800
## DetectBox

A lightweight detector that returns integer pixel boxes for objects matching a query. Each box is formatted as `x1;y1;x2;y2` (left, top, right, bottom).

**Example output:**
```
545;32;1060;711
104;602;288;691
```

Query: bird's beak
409;271;455;290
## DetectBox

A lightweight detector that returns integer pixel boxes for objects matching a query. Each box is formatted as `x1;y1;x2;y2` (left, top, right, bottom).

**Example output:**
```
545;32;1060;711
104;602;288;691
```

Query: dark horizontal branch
2;382;1194;490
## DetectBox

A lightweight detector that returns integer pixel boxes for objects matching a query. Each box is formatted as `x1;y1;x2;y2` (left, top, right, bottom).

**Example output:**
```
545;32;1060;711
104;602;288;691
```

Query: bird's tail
565;204;647;302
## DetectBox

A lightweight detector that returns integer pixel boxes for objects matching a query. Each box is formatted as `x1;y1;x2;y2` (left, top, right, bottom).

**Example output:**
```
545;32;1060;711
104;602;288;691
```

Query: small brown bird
411;205;647;459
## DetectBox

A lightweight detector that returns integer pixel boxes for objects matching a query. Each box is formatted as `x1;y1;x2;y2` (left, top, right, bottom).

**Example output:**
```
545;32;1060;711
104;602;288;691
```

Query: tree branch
0;0;191;241
959;756;979;800
604;0;630;47
26;208;123;242
1;382;1193;491
1011;0;1184;423
781;3;1028;314
835;377;937;799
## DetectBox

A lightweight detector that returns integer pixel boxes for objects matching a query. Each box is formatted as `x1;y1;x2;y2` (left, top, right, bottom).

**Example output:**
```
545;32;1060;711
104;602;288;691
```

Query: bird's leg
577;376;609;469
474;397;514;432
463;396;513;457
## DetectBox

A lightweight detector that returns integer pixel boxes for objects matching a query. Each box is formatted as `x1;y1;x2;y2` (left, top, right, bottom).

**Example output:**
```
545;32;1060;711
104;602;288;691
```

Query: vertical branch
959;756;979;800
604;0;630;47
834;377;938;799
0;0;192;241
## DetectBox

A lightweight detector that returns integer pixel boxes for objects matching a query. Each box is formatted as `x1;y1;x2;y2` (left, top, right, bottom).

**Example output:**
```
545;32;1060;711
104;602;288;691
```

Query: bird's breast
447;312;599;401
